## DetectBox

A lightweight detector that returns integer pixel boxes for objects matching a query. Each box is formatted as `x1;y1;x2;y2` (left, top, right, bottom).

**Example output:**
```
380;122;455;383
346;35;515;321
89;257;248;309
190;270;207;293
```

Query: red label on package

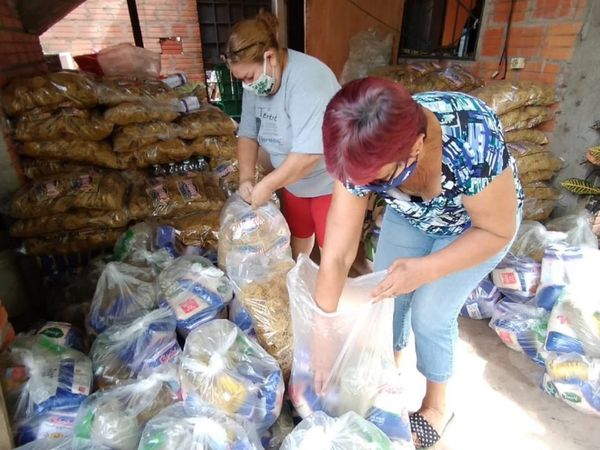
71;174;95;193
35;180;61;200
501;272;517;285
180;297;200;314
177;179;200;202
149;183;170;207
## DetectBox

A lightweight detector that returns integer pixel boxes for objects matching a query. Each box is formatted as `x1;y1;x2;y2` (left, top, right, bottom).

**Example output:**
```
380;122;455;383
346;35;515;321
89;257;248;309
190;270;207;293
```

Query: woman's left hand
250;180;274;208
371;257;433;301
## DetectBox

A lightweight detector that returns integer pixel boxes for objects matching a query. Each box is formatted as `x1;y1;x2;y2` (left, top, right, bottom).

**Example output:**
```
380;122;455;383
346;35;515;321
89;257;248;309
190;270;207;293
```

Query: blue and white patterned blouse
346;91;524;236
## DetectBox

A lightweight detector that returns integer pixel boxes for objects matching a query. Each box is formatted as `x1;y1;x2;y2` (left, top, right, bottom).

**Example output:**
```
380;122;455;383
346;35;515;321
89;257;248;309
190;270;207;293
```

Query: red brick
533;0;577;19
538;120;556;132
492;0;529;23
509;26;545;48
546;34;578;48
547;22;582;36
541;46;574;60
542;62;562;74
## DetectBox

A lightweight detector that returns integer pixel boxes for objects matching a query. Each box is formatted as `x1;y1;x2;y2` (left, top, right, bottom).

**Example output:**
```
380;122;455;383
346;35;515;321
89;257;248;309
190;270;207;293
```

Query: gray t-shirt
238;50;340;197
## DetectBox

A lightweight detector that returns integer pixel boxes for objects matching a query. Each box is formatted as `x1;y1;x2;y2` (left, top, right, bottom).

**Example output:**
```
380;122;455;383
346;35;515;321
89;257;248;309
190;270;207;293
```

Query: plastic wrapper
500;106;553;132
21;158;91;180
509;220;560;262
546;212;598;249
97;43;161;79
505;129;549;145
1;72;98;116
491;254;541;303
281;411;395;450
340;28;393;84
176;105;237;139
162;210;220;249
35;322;84;352
157;256;233;337
113;223;175;272
127;173;225;220
15;437;111;450
133;139;193;168
543;353;600;416
0;335;92;422
418;65;483;92
23;228;125;256
9;171;127;219
523;197;557;221
137;401;263;450
189;135;237;160
472;81;556;115
73;374;179;449
508;141;546;157
228;296;256;338
489;300;549;366
97;77;176;107
113;121;180;152
10;209;129;238
15;108;114;142
523;181;560;201
14;407;78;446
513;147;562;174
287;256;412;447
180;319;284;434
19;140;131;169
88;262;157;335
218;194;291;271
460;276;503;320
89;308;181;388
104;102;179;126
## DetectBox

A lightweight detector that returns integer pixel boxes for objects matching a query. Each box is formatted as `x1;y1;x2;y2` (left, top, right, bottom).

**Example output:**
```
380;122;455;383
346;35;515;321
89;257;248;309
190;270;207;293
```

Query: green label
545;380;558;397
41;327;65;339
562;392;582;403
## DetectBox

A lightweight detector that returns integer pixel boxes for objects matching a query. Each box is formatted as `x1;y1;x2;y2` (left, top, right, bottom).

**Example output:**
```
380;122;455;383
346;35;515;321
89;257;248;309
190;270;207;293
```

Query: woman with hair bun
222;11;340;258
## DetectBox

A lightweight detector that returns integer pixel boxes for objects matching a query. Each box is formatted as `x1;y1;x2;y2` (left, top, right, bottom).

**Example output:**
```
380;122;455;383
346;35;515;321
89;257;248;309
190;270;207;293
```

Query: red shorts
281;189;332;247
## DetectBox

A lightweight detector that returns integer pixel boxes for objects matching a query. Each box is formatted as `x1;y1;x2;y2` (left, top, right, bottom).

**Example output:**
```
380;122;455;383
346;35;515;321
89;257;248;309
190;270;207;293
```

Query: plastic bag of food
15;108;114;142
228;296;256;338
35;322;84;352
14;407;79;446
133;139;193;168
189;135;237;160
21;158;91;180
229;255;294;379
543;353;600;416
180;319;284;434
9;171;128;219
97;43;161;79
460;276;503;319
472;81;556;115
113;223;175;272
176;105;237;139
113;121;180;152
137;401;263;450
489;300;549;366
15;437;112;450
163;210;220;249
287;256;412;447
491;253;541;303
546;212;598;249
420;65;482;92
218;194;291;271
281;411;395;450
73;374;179;449
500;106;553;132
523;197;557;221
1;72;98;116
127;173;225;220
0;335;92;422
505;129;549;145
340;28;393;84
23;228;125;256
90;308;181;388
157;256;233;337
104;102;179;126
19;140;131;169
88;262;157;334
97;77;176;107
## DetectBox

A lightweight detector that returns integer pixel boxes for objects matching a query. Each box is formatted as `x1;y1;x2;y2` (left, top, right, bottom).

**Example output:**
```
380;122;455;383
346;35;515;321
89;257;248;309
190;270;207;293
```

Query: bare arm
237;137;259;184
315;180;370;312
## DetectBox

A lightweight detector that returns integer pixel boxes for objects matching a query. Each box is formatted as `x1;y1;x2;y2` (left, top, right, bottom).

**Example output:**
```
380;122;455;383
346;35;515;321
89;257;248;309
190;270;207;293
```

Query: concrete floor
400;317;600;450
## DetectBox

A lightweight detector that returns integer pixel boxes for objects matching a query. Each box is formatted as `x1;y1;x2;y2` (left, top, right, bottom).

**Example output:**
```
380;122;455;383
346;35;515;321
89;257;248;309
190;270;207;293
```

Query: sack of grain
189;135;237;160
176;106;237;139
163;210;220;248
515;151;562;175
523;181;560;201
113;121;180;153
472;81;556;115
23;228;125;255
133;139;192;168
97;77;177;106
419;65;483;92
504;129;548;145
500;106;554;132
21;158;92;179
19;140;131;169
104;102;179;126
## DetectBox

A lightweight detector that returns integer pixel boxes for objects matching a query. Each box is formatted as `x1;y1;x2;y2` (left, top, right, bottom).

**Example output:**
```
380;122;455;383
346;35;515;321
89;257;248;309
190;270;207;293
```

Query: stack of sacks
369;62;483;94
472;81;560;221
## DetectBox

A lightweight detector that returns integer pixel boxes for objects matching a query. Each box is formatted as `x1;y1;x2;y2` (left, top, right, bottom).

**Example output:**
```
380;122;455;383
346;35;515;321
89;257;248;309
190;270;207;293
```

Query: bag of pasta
180;319;284;434
163;210;220;248
97;77;176;106
189;135;237;160
132;139;193;168
112;121;180;153
500;106;553;132
20;158;92;180
14;408;79;446
19;140;131;169
176;104;237;139
23;228;125;256
104;102;179;126
472;81;556;115
15;108;114;141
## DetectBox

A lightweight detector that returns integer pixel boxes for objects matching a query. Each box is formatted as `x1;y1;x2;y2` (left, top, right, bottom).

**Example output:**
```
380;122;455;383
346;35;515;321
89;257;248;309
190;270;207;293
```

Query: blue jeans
374;208;511;383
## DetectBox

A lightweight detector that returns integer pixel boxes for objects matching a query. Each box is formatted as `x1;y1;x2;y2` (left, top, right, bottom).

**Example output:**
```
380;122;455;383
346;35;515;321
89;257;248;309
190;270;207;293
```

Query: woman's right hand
238;180;254;203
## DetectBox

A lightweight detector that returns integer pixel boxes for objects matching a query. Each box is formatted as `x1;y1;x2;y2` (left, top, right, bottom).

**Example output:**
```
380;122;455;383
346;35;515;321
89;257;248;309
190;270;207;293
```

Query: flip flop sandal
409;412;455;449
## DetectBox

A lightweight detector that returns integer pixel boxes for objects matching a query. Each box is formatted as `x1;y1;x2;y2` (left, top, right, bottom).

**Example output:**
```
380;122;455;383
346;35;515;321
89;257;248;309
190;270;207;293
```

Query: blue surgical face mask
365;160;418;193
242;57;275;96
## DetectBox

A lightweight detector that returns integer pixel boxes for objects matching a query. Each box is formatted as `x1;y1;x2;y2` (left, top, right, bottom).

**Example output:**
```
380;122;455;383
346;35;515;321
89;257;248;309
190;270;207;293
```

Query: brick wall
40;0;205;82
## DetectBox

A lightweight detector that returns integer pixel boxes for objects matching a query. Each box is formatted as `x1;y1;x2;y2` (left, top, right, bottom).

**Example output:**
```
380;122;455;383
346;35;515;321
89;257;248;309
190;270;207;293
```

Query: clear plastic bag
104;102;179;126
19;140;130;169
176;104;237;139
543;353;600;416
162;210;220;249
15;437;112;450
133;139;193;168
137;401;263;450
340;28;393;84
228;295;256;338
113;222;175;272
14;407;78;446
97;43;161;79
97;78;177;107
500;106;553;132
261;400;294;450
180;319;284;434
491;254;541;303
35;322;84;352
113;121;180;153
280;411;394;450
460;276;503;319
90;308;181;388
20;158;91;180
546;212;598;249
287;255;412;447
472;81;556;115
157;256;234;337
87;262;157;335
73;374;180;449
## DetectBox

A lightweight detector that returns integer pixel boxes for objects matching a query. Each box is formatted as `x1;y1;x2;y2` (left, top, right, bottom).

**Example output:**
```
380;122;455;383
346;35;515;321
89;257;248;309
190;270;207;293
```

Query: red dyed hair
322;77;427;184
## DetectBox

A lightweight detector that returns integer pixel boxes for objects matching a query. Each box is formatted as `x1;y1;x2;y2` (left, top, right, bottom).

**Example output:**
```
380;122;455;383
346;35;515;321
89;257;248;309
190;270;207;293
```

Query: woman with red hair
316;77;523;448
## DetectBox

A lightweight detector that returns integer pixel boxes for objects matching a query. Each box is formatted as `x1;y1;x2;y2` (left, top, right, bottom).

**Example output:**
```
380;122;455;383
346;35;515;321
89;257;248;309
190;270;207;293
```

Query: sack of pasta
137;401;263;450
87;262;157;334
127;173;225;220
112;121;180;153
505;129;549;145
14;407;79;446
472;81;556;115
500;106;554;132
0;335;92;423
104;102;179;126
132;139;193;168
23;228;125;256
113;223;174;272
73;373;180;449
287;255;412;448
9;171;127;219
21;158;91;180
19;141;131;169
543;353;600;416
189;135;237;160
1;72;98;116
180;319;284;434
157;256;233;337
419;65;483;93
97;77;177;106
90;308;181;388
176;104;237;139
162;210;220;249
15;108;114;141
281;411;396;450
229;254;294;379
218;194;291;271
460;276;503;320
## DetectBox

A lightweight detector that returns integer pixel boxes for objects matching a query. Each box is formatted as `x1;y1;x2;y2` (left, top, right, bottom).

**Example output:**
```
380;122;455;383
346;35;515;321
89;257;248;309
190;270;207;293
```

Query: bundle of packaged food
73;373;180;449
472;81;556;116
0;335;92;425
136;401;263;450
281;411;396;450
20;158;91;180
287;255;413;448
156;256;233;337
112;222;175;273
160;210;220;250
460;276;503;320
179;319;284;434
89;308;181;388
87;262;157;334
14;408;79;446
176;103;238;140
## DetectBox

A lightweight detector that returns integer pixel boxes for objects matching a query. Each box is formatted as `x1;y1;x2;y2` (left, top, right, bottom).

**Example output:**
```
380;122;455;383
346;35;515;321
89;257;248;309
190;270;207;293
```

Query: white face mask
242;57;275;96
